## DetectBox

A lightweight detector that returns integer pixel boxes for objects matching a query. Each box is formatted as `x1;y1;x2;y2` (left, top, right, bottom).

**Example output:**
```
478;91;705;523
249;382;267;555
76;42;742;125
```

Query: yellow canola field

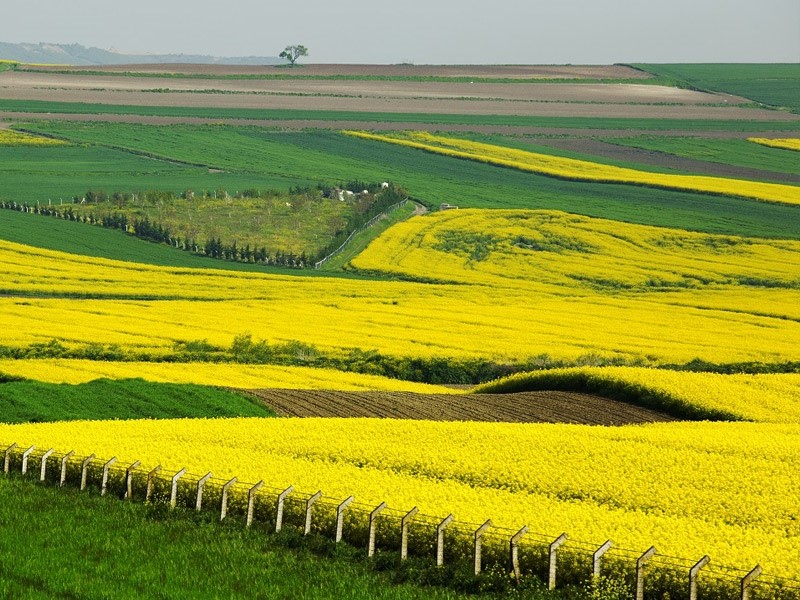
748;137;800;152
475;367;800;424
1;417;798;578
0;130;68;146
2;212;800;365
0;359;456;393
345;131;800;206
350;208;800;291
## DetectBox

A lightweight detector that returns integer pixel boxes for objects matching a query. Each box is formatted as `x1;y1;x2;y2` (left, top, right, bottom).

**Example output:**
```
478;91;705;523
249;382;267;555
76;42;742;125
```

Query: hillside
0;41;279;66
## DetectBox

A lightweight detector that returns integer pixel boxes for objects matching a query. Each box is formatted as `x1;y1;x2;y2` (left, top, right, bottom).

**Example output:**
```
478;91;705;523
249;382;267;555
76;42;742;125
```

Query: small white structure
381;182;389;189
440;203;459;210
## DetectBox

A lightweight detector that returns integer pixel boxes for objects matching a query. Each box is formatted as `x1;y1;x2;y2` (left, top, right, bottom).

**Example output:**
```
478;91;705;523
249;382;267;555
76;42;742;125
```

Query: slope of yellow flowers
748;137;800;152
0;359;456;393
0;130;68;146
1;417;798;578
2;210;799;365
344;131;800;206
474;367;800;423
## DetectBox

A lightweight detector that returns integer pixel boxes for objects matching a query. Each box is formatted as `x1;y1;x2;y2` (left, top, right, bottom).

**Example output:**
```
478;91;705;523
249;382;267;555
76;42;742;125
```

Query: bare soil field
243;389;678;425
21;63;652;80
532;138;800;184
3;69;796;121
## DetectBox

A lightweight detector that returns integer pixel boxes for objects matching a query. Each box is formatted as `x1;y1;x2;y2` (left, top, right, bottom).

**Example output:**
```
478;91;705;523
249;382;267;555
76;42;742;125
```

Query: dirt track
244;389;678;425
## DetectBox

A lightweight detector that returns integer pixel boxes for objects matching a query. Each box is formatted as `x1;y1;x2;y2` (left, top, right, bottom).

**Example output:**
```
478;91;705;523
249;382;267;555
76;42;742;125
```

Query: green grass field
0;379;274;423
3;98;799;131
14;122;800;240
636;64;800;113
0;476;486;600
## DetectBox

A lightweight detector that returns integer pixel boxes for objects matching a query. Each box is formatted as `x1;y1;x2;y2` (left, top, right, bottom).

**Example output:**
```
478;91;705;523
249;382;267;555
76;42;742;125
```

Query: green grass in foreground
635;64;800;113
0;477;480;600
2;98;799;130
0;379;274;423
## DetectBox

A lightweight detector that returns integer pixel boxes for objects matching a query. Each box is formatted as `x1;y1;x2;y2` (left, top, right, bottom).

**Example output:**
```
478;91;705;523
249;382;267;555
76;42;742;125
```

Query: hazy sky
3;0;799;64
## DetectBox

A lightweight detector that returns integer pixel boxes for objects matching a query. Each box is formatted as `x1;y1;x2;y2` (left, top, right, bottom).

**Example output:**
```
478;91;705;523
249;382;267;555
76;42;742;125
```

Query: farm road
244;389;678;425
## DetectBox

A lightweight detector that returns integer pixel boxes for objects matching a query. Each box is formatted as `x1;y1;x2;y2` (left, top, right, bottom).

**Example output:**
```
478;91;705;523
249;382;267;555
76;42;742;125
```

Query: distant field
636;63;800;113
11;122;800;240
0;379;273;423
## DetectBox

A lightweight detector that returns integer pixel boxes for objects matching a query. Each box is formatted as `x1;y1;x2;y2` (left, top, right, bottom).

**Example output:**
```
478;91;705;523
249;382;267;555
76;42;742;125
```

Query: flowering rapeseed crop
0;130;68;146
1;417;798;578
344;131;800;206
748;137;800;152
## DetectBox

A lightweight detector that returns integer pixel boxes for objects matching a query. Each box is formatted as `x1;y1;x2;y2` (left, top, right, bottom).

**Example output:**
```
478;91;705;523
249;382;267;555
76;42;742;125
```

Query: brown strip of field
532;138;800;184
243;389;678;425
21;63;652;80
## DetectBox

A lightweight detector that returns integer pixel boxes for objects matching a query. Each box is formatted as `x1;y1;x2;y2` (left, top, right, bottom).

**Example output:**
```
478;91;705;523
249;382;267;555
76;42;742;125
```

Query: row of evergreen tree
2;182;407;269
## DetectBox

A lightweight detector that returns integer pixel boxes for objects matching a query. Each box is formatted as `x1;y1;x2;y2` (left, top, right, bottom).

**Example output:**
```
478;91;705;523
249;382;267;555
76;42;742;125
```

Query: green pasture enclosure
0;379;274;423
605;135;800;178
0;208;303;273
9;122;800;240
2;98;800;131
0;477;471;600
636;64;800;113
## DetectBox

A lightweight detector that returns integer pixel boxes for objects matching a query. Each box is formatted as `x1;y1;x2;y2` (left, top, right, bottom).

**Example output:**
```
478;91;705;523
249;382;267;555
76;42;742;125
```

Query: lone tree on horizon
279;45;308;66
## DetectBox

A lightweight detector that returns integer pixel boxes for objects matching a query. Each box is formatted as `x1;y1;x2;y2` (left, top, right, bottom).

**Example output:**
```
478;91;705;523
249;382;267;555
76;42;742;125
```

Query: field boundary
2;441;796;599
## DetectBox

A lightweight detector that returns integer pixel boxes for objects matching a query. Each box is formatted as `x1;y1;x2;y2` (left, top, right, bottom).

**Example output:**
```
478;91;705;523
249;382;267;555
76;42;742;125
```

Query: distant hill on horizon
0;41;281;66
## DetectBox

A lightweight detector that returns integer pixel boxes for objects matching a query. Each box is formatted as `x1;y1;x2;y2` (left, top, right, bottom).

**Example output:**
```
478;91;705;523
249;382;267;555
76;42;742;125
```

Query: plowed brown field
243;389;677;425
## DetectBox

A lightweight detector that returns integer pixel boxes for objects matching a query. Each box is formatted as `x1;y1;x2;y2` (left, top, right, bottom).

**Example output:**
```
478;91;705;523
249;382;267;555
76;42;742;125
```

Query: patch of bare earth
2;70;796;121
243;389;678;425
532;138;800;184
21;63;652;80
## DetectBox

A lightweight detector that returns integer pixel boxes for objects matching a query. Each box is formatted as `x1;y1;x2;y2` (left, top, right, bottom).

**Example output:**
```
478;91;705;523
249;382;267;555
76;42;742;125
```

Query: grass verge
0;378;274;423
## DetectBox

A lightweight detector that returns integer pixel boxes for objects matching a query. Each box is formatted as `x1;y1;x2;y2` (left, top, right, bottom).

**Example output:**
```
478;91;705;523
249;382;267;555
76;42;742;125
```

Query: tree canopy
279;45;308;66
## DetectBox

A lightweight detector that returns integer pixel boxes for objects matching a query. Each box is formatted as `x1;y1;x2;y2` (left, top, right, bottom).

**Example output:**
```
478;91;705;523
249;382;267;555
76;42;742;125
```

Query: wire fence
3;441;797;600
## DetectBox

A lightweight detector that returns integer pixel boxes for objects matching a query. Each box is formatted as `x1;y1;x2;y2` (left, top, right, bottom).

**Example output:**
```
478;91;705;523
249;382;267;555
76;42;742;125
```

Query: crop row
748;137;800;152
344;131;800;206
0;417;798;581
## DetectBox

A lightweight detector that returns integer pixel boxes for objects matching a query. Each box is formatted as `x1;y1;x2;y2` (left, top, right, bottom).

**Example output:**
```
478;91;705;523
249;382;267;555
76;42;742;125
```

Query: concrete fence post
124;461;140;499
22;446;36;475
40;449;55;482
80;454;95;491
275;486;294;532
741;565;762;600
400;507;419;561
169;468;187;508
246;481;264;527
304;491;322;535
593;540;613;578
146;465;162;501
436;514;455;567
60;451;74;487
21;445;35;475
220;477;238;521
474;519;493;576
196;472;213;511
636;546;657;600
689;555;710;600
509;526;528;582
3;443;17;473
101;457;117;496
335;496;355;543
368;501;387;557
548;533;568;590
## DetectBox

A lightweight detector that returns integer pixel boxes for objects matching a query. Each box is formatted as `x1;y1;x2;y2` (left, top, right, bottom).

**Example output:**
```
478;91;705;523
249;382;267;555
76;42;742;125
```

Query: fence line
1;441;793;599
314;199;412;269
